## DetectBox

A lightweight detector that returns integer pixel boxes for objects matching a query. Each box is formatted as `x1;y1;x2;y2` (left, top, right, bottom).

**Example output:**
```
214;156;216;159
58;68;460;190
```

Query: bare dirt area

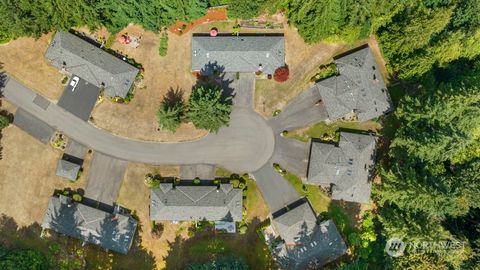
254;24;345;117
0;34;64;100
88;25;208;142
0;103;86;227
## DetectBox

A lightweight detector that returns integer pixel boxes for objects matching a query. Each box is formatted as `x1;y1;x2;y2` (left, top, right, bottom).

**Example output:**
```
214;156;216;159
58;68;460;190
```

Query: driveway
13;109;54;144
230;73;255;108
3;77;274;173
57;76;100;121
269;85;328;133
252;163;301;213
272;135;310;178
85;152;128;205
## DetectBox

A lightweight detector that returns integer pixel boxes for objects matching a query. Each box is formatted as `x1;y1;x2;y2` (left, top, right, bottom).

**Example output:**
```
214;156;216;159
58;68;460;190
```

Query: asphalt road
3;77;275;173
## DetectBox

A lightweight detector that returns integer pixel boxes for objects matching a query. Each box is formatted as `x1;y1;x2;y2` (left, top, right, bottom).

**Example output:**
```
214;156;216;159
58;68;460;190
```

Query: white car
70;76;80;91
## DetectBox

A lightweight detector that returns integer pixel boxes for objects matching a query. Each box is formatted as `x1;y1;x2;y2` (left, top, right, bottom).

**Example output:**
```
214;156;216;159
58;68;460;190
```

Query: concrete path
252;163;301;213
269;85;328;133
85;152;128;205
272;135;310;178
3;76;274;173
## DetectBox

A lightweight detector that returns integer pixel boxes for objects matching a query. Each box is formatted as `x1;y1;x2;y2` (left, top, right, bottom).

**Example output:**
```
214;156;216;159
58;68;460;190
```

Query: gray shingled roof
42;195;137;254
307;132;376;203
150;184;243;221
55;159;81;181
316;45;393;121
191;34;285;74
45;32;139;98
272;201;347;269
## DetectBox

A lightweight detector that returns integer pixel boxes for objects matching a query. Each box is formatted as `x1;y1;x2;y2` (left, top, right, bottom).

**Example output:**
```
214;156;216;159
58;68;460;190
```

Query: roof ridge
177;186;217;203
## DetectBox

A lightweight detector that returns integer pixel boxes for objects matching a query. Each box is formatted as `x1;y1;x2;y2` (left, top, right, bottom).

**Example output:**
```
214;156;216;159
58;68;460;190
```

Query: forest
0;0;479;269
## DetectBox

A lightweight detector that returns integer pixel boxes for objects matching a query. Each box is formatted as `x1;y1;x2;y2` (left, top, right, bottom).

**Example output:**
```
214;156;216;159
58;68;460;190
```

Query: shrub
230;179;240;188
272;110;281;117
238;182;246;190
144;173;161;188
193;178;201;185
310;63;337;82
158;32;168;57
273;66;289;82
61;76;68;84
238;224;248;234
72;194;82;202
0;115;10;129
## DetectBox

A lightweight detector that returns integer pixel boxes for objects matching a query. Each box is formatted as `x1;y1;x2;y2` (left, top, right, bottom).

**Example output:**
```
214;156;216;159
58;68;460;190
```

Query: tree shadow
162;87;185;109
195;61;235;101
163;216;274;269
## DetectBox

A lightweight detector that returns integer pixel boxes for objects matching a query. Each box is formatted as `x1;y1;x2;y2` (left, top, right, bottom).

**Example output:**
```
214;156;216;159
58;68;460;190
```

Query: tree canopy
0;247;49;270
186;85;232;133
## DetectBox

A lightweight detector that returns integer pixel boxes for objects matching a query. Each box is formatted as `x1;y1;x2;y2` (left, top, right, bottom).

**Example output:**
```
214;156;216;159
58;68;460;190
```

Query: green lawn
287;120;381;142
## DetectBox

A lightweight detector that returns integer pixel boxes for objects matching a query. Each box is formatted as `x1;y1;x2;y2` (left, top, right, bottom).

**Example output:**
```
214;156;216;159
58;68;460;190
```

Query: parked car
70;76;80;91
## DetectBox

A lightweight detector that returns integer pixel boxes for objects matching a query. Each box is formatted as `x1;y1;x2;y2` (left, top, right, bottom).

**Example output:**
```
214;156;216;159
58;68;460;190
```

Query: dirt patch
0;103;86;227
88;25;208;142
0;34;64;100
254;24;345;117
169;8;228;35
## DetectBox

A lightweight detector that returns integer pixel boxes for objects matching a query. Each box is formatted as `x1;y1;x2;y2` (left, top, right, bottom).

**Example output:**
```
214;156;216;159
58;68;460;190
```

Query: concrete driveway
58;76;100;121
272;135;310;178
85;152;128;205
269;85;328;133
3;77;274;173
252;163;301;213
230;73;255;108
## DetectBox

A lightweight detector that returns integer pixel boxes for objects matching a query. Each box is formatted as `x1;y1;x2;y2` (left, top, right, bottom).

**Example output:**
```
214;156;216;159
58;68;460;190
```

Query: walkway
3;77;275;173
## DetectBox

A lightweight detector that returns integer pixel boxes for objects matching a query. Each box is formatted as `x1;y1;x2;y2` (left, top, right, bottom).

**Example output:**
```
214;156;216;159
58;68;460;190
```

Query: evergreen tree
186;86;232;133
156;104;183;132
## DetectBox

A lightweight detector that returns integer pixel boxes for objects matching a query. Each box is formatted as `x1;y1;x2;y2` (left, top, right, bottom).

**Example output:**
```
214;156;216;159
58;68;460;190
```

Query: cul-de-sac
0;2;479;270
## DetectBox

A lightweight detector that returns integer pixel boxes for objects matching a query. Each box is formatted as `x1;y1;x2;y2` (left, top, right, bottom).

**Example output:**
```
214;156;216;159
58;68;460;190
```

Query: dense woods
0;0;479;269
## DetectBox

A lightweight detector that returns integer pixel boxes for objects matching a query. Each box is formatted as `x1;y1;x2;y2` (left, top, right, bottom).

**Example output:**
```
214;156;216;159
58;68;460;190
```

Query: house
150;183;243;222
45;31;139;98
191;34;285;75
316;45;393;122
271;199;347;269
41;195;137;254
307;132;377;204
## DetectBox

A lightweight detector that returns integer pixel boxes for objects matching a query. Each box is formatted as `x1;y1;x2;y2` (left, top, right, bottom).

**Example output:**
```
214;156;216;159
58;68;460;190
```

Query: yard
282;172;367;245
115;164;272;269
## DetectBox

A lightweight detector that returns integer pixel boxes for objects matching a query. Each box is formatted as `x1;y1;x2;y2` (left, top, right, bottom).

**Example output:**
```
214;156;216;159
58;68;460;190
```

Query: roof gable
45;32;139;98
307;132;376;203
316;45;393;121
41;195;137;254
191;34;285;74
150;184;243;221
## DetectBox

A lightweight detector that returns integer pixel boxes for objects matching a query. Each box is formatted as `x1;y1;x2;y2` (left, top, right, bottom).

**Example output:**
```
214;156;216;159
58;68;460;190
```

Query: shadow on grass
163;217;275;270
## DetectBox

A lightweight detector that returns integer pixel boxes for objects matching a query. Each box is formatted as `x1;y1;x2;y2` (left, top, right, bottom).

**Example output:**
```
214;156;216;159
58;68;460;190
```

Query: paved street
269;85;328;133
3;77;275;173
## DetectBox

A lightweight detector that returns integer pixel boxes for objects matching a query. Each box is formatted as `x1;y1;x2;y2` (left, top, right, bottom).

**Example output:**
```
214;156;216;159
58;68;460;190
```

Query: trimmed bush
158;32;168;57
72;194;82;202
273;66;289;82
